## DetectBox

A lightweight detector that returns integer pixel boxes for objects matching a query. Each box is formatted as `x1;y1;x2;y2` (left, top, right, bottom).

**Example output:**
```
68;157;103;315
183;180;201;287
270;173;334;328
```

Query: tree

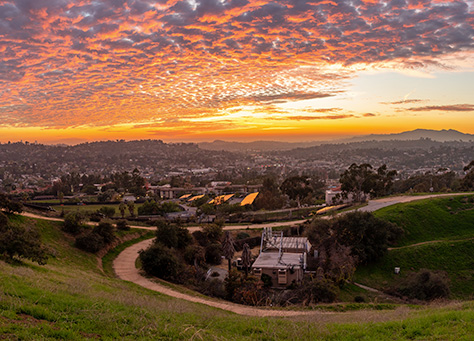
222;231;236;272
0;194;23;214
392;269;450;301
127;201;135;217
75;222;116;253
119;202;126;218
98;206;115;218
116;219;130;231
241;243;251;277
0;212;48;264
332;211;403;264
461;160;474;191
63;212;86;235
203;223;223;243
205;243;222;265
139;243;180;281
340;163;376;202
253;177;285;210
373;165;397;197
280;176;313;207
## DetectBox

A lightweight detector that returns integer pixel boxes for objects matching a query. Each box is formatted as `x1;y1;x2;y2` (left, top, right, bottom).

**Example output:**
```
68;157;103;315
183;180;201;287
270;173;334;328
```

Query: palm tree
241;243;251;277
222;231;235;272
127;201;135;217
119;202;126;218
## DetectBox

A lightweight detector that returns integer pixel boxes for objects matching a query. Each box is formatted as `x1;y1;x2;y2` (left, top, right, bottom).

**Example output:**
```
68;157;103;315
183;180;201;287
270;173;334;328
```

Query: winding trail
21;193;473;316
113;239;315;317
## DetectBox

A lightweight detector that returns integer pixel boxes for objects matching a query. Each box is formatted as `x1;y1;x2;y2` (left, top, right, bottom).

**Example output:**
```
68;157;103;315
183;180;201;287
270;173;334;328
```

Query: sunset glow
1;0;473;143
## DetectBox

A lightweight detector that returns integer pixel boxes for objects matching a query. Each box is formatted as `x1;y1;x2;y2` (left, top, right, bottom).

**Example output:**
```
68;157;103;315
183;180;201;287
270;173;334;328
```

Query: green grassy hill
1;215;474;339
374;195;474;246
355;195;474;299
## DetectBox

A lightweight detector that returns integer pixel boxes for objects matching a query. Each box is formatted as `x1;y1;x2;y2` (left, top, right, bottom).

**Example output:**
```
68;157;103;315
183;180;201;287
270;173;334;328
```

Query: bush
116;219;130;231
236;232;250;240
0;212;48;264
298;276;339;304
63;212;86;235
75;222;116;253
183;245;205;266
139;243;181;280
98;206;115;218
93;222;116;244
154;221;192;249
203;223;223;243
205;243;222;265
75;231;105;253
393;269;450;301
307;211;403;264
192;230;208;247
89;212;103;222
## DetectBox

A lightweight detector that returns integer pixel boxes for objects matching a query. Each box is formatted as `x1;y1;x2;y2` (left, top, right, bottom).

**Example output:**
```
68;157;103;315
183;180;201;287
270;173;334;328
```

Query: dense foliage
75;222;116;253
0;212;48;264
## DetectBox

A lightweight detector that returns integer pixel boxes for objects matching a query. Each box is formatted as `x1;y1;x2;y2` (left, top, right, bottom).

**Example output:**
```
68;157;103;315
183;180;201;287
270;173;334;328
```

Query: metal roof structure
240;192;259;206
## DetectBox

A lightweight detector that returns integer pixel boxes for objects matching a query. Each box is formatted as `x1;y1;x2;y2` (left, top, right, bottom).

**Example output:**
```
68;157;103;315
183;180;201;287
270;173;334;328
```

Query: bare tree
241;243;251;277
222;231;236;272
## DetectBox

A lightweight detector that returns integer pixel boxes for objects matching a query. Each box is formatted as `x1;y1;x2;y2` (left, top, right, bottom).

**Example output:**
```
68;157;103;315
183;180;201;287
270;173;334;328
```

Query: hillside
344;129;474;143
355;195;474;299
1;215;473;338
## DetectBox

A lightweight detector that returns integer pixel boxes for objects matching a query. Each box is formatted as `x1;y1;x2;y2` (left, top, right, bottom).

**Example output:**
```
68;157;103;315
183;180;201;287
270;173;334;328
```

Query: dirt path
388;237;474;250
113;239;316;317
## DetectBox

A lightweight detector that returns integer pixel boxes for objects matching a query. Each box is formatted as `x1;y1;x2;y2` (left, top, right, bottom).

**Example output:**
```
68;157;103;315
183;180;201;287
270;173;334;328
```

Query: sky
0;0;473;144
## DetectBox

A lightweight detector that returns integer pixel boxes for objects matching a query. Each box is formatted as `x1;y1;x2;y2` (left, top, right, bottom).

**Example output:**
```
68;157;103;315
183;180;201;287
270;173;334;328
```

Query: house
251;227;312;288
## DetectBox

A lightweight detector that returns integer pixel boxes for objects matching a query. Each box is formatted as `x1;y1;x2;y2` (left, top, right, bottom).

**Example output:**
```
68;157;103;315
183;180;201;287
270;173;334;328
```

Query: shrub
155;221;178;248
0;212;48;264
93;222;116;244
75;222;116;253
199;278;226;298
98;206;116;218
236;232;250;240
89;212;103;222
205;243;222;265
192;230;208;247
63;212;86;235
139;243;180;281
393;269;450;301
296;276;339;305
183;245;205;266
75;231;105;253
203;223;223;243
116;219;130;231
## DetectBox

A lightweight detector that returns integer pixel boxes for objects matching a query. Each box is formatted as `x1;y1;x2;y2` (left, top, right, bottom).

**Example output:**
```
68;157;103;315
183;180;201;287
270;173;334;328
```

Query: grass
1;215;474;339
374;194;474;246
354;239;474;299
51;203;145;218
354;195;474;299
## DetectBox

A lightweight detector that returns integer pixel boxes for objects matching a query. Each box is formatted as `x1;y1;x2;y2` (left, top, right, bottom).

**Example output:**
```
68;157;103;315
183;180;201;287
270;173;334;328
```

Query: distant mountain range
342;129;474;143
198;129;474;152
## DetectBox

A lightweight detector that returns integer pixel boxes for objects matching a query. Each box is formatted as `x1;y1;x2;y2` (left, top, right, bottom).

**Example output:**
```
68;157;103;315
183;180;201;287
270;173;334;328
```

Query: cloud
406;104;474;112
0;0;473;128
381;99;424;105
272;114;355;121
